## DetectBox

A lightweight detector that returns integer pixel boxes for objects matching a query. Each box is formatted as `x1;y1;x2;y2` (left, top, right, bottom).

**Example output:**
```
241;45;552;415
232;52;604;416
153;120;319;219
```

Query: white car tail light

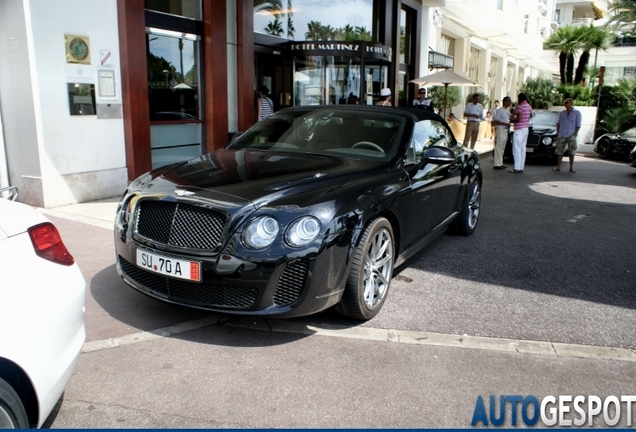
27;223;75;266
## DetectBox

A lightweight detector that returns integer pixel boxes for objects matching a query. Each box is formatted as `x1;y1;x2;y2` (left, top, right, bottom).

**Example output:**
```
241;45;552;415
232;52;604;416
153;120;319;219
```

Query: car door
397;119;462;249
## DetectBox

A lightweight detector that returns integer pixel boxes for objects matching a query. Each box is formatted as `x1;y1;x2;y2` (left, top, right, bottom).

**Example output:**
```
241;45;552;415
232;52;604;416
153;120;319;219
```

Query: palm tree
607;0;636;35
321;24;336;40
286;0;294;39
338;24;356;41
574;25;613;85
545;25;582;85
265;17;284;37
355;26;372;41
305;21;323;40
254;0;282;14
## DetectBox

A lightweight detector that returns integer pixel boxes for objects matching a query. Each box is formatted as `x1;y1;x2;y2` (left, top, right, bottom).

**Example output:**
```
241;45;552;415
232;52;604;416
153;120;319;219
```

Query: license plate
136;249;201;282
526;147;534;153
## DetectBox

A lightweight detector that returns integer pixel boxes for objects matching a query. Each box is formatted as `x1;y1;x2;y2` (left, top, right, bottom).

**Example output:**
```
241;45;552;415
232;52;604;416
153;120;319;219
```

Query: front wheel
451;177;481;236
0;378;29;429
336;217;394;320
598;139;612;159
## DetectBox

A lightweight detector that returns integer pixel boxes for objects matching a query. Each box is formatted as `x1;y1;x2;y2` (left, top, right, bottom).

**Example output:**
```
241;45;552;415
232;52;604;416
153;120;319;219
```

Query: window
147;29;200;120
399;5;417;107
145;0;201;20
145;6;203;169
406;120;450;164
468;48;480;83
254;0;374;41
554;9;560;22
624;67;636;78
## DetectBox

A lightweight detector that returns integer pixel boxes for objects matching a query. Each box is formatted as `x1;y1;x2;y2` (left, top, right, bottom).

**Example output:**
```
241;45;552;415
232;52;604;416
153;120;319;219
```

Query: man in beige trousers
491;96;512;170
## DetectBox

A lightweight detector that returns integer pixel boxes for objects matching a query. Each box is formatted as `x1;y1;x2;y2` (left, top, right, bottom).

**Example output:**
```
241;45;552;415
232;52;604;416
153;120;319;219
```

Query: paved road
43;152;636;428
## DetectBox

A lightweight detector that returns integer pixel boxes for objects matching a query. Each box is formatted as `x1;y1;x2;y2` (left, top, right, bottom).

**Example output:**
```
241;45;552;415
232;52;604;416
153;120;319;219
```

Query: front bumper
114;199;354;318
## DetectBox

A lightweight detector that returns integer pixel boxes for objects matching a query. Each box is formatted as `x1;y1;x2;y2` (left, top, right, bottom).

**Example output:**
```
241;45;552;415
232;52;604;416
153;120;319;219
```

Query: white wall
1;0;128;208
0;0;42;204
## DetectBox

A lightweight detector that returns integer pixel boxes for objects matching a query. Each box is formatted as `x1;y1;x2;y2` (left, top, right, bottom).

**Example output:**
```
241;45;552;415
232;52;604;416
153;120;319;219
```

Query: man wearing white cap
376;88;392;106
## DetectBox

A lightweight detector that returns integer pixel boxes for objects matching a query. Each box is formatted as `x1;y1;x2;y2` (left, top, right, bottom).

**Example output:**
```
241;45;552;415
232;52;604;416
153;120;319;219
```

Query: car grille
135;200;226;250
119;256;258;309
273;259;309;306
527;133;540;147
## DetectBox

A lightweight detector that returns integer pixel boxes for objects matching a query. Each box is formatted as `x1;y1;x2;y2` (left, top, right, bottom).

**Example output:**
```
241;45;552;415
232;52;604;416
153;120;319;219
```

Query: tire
0;378;29;429
598;138;612;159
451;177;481;236
337;217;394;320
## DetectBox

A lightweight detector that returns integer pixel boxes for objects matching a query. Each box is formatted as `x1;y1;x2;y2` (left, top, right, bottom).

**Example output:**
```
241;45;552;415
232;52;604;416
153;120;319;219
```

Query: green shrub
464;92;489;107
595;78;636;136
555;85;596;106
520;77;560;109
429;85;461;115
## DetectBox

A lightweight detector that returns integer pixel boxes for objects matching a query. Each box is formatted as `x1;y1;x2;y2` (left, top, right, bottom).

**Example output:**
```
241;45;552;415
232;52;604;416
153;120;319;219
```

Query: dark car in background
505;110;561;163
593;126;636;160
629;144;636;168
114;106;482;320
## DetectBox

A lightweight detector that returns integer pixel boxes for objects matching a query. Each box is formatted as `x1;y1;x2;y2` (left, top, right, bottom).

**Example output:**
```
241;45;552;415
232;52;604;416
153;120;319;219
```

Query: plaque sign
96;104;122;119
65;34;91;65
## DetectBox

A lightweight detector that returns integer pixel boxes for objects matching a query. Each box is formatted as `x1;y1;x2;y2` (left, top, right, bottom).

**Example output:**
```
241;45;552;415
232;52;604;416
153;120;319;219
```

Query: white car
0;188;86;428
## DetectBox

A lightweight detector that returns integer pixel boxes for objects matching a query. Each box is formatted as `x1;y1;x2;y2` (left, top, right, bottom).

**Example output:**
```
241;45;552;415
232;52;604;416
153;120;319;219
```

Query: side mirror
422;146;455;165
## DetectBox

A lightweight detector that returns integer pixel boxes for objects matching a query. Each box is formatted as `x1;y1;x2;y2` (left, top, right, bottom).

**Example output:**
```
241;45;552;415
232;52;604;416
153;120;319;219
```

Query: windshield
531;111;559;127
228;109;405;162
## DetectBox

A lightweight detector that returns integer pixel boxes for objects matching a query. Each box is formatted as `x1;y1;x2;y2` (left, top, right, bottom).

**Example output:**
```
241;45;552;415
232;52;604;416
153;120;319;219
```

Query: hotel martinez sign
287;41;392;61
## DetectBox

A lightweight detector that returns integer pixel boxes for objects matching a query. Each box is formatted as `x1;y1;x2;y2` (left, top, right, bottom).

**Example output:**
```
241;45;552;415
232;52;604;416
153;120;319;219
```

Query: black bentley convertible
114;106;482;320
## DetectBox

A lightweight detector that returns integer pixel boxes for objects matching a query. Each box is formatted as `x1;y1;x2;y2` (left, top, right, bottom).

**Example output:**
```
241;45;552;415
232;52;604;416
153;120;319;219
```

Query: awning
441;1;558;75
592;2;605;19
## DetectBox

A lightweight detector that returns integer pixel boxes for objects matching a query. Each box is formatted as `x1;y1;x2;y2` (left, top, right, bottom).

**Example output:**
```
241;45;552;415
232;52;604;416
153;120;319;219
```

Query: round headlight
543;136;554;145
285;217;321;247
243;216;279;249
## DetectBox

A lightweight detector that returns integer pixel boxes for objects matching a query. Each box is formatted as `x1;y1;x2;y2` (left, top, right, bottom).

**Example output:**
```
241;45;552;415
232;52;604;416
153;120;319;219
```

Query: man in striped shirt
509;93;532;173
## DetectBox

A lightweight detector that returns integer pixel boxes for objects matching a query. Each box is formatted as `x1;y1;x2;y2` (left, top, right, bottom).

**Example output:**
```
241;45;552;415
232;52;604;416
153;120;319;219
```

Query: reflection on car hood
144;149;385;208
531;125;556;134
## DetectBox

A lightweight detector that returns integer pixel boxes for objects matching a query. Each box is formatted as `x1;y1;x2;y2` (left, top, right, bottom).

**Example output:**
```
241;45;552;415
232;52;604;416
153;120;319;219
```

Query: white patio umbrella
172;82;192;90
410;70;480;118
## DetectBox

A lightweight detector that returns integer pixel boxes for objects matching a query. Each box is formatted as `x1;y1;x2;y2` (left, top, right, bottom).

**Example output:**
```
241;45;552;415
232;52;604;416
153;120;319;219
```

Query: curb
82;315;636;362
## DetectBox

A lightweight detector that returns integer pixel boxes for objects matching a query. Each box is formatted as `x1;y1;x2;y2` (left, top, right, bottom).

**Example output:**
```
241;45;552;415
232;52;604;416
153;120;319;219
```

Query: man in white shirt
492;96;512;170
489;100;499;139
463;93;483;149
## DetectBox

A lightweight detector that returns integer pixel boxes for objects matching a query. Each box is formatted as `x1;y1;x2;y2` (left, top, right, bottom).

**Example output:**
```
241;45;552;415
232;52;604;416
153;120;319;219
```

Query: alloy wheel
362;227;393;310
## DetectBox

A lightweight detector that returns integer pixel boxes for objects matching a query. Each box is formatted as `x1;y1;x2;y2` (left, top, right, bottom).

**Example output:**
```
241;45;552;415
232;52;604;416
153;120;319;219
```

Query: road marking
566;214;590;223
82;315;636;362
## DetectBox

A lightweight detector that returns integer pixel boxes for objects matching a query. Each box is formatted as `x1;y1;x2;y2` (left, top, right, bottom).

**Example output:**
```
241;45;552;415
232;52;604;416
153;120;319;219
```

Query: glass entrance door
293;56;362;106
363;62;389;106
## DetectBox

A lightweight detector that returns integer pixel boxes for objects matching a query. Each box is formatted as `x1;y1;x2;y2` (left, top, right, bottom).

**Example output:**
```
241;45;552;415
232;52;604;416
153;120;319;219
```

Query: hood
531;124;557;134
141;149;386;208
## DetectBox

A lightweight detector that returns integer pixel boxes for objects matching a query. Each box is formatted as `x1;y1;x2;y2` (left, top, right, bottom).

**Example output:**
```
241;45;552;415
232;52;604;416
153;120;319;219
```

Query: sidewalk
38;140;496;228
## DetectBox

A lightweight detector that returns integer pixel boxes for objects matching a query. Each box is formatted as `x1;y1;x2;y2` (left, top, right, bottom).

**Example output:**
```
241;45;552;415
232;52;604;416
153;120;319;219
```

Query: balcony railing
428;50;454;70
572;17;593;26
